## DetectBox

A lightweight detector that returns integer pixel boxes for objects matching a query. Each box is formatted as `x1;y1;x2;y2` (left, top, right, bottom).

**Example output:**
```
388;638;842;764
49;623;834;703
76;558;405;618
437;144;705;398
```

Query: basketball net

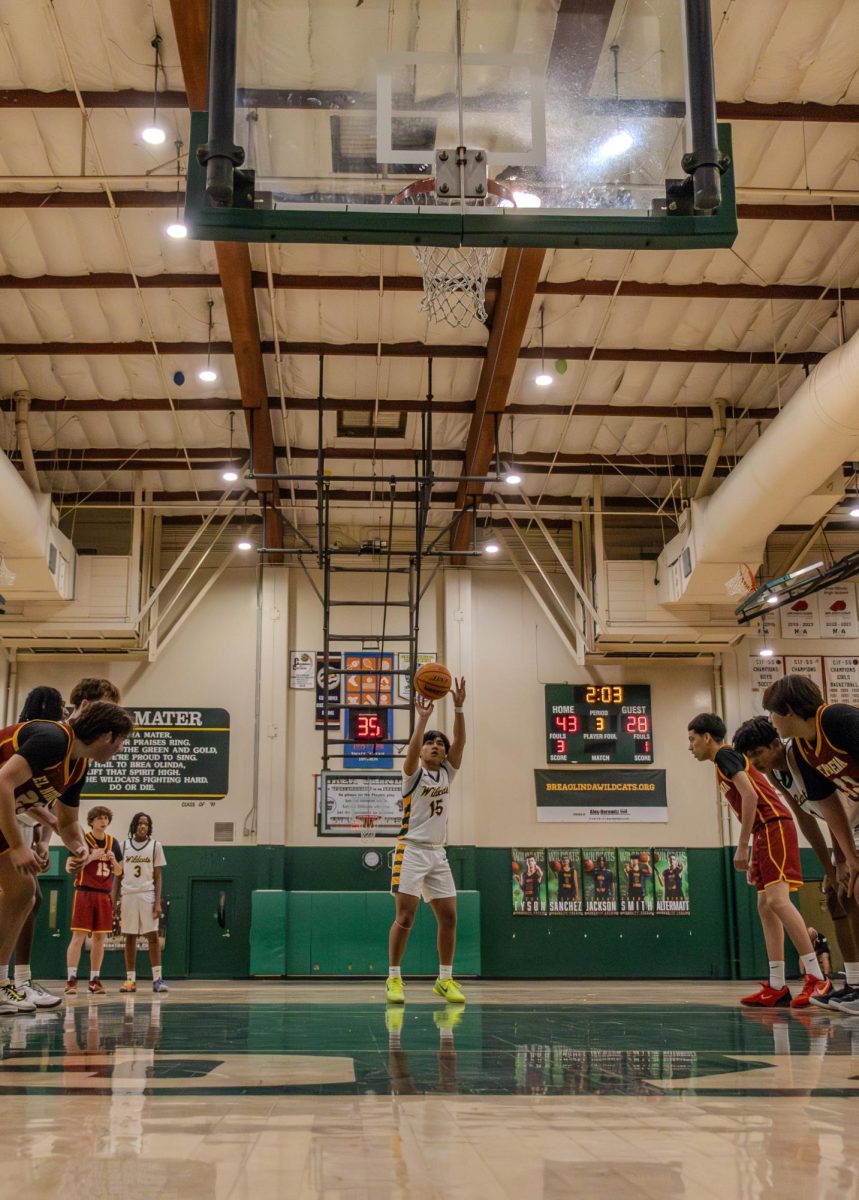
354;814;379;842
391;178;515;327
724;563;756;597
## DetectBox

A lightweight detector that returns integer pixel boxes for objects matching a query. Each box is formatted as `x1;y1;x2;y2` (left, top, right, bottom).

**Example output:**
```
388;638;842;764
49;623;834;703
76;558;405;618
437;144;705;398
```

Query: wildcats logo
420;784;448;799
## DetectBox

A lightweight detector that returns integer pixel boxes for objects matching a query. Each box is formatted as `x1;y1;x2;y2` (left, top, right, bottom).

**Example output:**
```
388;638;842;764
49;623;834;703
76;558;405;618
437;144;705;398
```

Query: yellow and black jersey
400;761;457;847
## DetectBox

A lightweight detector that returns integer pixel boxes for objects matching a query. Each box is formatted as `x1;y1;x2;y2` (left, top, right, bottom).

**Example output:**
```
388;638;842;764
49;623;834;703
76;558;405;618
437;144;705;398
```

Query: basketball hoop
724;563;756;597
391;178;516;327
353;814;380;841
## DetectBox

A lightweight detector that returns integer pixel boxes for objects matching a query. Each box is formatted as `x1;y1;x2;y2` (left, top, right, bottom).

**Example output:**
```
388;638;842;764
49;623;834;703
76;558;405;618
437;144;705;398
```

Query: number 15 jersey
400;761;458;848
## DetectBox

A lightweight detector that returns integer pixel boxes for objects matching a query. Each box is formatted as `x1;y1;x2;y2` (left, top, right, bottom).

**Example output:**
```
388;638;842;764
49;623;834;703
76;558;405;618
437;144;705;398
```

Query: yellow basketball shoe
385;1006;405;1035
433;1006;464;1031
432;977;465;1004
385;974;405;1004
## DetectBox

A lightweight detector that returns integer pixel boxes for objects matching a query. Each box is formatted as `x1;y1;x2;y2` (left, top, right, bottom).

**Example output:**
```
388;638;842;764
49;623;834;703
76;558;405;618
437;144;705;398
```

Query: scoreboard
545;684;654;765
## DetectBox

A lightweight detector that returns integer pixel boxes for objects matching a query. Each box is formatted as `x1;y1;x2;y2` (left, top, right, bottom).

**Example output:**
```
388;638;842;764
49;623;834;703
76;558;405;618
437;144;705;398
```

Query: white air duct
657;327;859;606
0;449;76;601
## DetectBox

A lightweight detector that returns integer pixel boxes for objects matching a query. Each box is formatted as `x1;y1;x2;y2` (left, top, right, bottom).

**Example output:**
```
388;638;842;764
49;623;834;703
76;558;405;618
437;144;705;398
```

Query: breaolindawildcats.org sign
534;769;668;823
83;708;230;800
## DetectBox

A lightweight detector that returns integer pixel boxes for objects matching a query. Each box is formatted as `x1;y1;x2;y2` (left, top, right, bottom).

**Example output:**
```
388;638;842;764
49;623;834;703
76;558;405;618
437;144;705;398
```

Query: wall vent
213;822;234;843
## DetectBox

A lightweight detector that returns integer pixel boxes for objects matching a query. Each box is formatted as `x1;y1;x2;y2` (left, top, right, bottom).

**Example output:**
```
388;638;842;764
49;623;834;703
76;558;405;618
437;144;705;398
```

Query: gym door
189;880;236;978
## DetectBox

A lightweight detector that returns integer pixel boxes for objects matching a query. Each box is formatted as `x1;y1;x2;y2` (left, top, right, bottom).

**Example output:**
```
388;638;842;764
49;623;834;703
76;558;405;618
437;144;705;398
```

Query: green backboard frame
185;112;736;251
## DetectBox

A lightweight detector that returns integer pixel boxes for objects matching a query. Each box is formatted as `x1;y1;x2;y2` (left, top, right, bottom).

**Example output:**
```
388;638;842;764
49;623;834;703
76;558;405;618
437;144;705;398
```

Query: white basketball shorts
391;843;456;901
120;892;159;935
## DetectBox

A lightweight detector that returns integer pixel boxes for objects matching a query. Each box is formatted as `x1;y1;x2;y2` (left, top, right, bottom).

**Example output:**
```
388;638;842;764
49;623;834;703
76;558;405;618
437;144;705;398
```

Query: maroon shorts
71;889;114;934
749;818;802;893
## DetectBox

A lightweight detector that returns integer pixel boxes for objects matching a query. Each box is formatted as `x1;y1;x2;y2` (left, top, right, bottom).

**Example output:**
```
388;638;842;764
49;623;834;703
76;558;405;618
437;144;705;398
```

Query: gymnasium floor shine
2;982;857;1200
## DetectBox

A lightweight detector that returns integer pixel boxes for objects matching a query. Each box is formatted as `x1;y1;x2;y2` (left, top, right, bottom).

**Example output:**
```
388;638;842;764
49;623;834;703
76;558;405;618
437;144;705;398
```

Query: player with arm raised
688;712;826;1009
0;702;133;1013
386;678;466;1006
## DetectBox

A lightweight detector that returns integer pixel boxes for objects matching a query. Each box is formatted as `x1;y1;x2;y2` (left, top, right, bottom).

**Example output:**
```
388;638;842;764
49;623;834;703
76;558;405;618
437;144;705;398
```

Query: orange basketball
414;662;452;700
511;860;521;874
639;851;649;864
550;860;562;873
583;858;595;872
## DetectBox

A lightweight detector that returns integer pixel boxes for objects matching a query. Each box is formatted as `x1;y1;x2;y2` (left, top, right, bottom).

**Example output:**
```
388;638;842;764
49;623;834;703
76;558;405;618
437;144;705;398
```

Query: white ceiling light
483;539;500;555
165;139;187;238
599;130;633;158
512;190;541;208
535;306;552;386
141;35;166;146
198;366;217;383
851;507;859;518
166;221;187;239
766;594;779;605
142;125;166;146
759;647;775;658
505;471;522;485
222;468;239;483
198;299;218;383
534;372;553;387
237;539;253;551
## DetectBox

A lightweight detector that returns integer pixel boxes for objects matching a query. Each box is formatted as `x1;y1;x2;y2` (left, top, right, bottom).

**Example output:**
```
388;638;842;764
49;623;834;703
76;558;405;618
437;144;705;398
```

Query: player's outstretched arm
55;800;88;866
0;756;39;874
403;694;434;776
446;677;466;769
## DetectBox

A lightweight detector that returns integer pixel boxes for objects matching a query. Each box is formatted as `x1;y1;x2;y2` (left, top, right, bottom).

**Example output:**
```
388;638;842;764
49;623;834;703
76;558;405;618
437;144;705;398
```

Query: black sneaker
830;984;859;1014
809;978;847;1010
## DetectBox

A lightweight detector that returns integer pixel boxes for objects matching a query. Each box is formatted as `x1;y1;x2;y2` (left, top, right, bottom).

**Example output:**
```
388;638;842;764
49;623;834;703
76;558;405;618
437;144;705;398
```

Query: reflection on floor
2;981;857;1198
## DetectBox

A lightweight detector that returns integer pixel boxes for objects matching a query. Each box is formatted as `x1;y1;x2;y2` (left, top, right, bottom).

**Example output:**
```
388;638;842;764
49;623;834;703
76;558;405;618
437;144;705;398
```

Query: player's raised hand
414;693;434;720
451;676;466;707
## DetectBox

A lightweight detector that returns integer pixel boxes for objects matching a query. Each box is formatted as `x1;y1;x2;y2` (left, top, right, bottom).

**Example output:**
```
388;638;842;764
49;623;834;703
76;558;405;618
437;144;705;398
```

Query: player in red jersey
763;675;859;885
0;702;133;1014
688;712;826;1009
65;806;123;995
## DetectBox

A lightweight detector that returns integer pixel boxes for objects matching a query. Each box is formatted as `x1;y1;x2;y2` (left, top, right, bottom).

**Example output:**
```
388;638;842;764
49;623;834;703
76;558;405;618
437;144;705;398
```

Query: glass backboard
185;0;736;249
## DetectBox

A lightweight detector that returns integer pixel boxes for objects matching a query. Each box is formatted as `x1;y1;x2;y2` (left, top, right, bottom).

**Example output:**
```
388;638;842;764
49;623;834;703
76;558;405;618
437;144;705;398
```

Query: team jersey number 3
429;798;445;817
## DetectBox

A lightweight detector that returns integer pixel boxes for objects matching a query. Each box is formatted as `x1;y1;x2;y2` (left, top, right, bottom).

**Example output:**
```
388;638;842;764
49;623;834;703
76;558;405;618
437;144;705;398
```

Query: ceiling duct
0;448;76;601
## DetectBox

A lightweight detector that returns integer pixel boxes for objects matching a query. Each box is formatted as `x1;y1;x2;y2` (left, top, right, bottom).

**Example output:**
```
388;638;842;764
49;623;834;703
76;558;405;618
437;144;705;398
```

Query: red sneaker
790;975;826;1009
740;982;791;1008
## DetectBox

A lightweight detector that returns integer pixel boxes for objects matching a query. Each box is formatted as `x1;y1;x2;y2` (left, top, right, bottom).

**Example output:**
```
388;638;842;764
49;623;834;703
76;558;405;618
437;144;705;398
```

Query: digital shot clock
545;684;654;765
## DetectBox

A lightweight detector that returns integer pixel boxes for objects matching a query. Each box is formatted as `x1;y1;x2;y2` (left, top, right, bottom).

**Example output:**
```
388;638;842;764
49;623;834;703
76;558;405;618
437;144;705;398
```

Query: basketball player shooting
386;677;466;1005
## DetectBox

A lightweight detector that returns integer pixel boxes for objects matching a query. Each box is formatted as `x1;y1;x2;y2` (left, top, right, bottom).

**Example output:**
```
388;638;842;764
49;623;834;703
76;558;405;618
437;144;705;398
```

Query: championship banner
654;849;690;915
618;848;655;915
511;848;547;915
547;849;582;915
583;849;618;914
534;769;668;822
315;652;343;729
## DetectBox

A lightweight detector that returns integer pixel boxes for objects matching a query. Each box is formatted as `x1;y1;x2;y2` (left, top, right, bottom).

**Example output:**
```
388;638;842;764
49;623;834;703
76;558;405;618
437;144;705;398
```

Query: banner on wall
534;769;668;822
512;849;547;915
820;585;859;638
749;655;784;712
824;657;859;705
785;656;825;694
397;651;436;700
546;849;582;915
780;594;820;639
83;708;229;800
583;848;618;914
653;849;690;915
344;652;394;707
618;848;655;915
289;651;315;689
315;653;343;729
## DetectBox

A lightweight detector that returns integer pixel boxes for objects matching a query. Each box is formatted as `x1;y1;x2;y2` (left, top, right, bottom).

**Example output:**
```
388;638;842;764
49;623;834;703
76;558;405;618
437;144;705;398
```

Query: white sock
771;1023;791;1054
388;966;401;979
67;967;77;981
0;964;8;986
768;961;786;990
844;961;859;987
152;966;162;982
13;965;30;987
90;970;99;981
126;971;136;983
438;965;452;981
799;952;824;981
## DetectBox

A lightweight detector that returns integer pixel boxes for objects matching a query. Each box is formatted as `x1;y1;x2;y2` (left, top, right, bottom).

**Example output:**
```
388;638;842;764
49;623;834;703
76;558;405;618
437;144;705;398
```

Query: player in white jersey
734;717;859;1011
117;813;168;994
386;677;466;1006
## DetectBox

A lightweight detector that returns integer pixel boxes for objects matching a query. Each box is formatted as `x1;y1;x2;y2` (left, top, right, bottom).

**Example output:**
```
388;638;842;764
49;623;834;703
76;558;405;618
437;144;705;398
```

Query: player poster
618;848;655;914
582;848;618;915
512;848;547;915
654;849;690;915
547;849;582;915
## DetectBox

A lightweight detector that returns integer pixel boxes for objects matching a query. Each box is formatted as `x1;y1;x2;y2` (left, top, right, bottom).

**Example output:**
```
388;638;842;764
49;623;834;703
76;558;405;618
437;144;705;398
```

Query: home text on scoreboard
545;685;654;765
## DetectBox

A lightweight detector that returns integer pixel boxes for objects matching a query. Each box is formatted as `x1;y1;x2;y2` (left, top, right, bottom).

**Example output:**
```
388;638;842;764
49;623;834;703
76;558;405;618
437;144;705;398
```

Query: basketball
640;851;649;864
583;858;595;872
511;860;521;874
550;859;562;872
414;662;452;700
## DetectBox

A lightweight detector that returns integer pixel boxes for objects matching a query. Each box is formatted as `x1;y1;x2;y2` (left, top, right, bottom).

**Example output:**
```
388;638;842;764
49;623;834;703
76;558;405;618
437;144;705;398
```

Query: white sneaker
0;981;37;1014
17;980;62;1009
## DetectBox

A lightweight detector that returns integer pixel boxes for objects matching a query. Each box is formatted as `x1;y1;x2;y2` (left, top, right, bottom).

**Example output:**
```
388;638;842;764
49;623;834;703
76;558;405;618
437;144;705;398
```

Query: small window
337;409;407;439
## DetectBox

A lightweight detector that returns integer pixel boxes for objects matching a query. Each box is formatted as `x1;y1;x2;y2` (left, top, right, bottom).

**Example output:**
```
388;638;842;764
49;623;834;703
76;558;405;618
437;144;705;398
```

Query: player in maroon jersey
688;712;826;1008
0;702;132;1013
65;806;123;996
763;675;859;882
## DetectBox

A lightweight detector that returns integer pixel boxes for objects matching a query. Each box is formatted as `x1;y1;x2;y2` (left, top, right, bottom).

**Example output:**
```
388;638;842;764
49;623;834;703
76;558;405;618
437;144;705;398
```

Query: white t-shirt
400;761;457;848
773;741;859;833
120;838;166;895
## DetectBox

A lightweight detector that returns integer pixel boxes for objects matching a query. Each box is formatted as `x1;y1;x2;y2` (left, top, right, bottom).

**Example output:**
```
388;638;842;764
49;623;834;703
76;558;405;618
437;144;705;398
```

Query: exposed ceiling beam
3;273;857;304
4;339;825;366
168;0;282;551
2;190;858;222
18;396;779;420
451;248;546;555
2;88;858;123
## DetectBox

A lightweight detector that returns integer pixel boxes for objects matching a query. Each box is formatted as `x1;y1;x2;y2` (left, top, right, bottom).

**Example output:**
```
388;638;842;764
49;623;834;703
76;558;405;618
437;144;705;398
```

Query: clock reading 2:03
545;684;654;765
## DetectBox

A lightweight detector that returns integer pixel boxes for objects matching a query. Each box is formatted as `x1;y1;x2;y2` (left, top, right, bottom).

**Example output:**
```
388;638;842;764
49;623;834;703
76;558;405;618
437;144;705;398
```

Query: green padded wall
250;890;288;976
